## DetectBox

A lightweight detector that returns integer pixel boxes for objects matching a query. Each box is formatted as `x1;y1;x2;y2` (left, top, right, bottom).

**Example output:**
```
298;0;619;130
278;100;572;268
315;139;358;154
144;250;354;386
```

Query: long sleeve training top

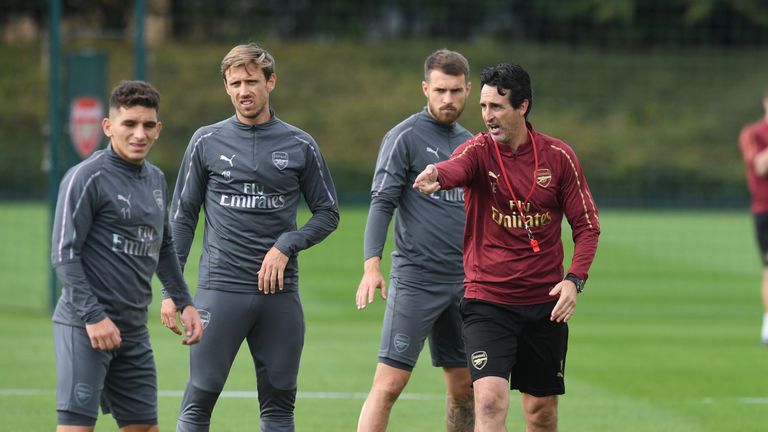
436;124;600;305
171;113;339;293
364;108;471;282
51;145;194;333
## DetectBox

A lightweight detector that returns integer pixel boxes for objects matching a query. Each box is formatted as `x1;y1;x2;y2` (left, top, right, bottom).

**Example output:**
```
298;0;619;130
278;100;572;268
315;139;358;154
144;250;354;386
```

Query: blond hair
220;43;275;80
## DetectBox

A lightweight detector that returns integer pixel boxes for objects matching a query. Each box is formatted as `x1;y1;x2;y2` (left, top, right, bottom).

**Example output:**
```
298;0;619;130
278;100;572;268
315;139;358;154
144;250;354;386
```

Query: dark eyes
123;122;156;128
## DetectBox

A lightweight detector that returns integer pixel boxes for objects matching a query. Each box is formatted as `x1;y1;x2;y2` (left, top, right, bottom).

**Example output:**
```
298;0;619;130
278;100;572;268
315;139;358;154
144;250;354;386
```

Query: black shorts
460;299;568;397
754;213;768;266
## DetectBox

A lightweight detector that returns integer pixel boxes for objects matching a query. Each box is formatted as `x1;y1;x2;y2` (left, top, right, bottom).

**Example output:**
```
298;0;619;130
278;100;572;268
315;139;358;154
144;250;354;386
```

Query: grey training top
51;145;194;333
364;108;471;282
171;113;339;293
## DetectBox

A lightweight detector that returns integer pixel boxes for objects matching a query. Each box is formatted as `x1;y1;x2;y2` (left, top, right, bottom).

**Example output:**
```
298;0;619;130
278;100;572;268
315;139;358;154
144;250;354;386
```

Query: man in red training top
739;89;768;345
413;62;600;431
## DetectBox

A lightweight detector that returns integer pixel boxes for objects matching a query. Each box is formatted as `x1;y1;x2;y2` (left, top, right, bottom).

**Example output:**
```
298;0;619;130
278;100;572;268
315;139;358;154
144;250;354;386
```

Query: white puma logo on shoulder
220;154;236;167
117;194;131;207
426;146;440;159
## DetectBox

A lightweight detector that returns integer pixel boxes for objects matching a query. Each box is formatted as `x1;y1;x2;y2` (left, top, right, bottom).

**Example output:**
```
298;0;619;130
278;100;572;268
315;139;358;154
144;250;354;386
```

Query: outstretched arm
413;164;441;194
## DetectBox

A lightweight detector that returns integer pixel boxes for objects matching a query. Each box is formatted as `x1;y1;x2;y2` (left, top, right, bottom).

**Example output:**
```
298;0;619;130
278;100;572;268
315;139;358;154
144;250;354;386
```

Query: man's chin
437;113;459;124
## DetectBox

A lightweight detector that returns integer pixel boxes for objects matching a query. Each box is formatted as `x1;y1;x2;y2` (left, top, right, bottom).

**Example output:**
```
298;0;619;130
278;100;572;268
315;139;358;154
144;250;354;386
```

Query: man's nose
134;125;147;139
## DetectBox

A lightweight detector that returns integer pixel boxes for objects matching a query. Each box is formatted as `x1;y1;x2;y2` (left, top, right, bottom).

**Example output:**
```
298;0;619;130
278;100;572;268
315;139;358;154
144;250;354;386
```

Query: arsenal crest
272;151;289;170
73;383;93;406
536;168;552;188
197;309;211;329
471;351;488;370
394;333;410;353
153;189;164;210
69;97;104;159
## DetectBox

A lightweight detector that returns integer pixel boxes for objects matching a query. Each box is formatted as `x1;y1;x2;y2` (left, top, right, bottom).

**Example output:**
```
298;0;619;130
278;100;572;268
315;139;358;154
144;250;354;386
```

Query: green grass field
0;202;765;431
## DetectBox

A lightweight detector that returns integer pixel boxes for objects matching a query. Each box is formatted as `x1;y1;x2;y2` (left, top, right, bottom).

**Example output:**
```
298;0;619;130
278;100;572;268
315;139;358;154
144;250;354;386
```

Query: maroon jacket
739;119;768;214
436;124;600;305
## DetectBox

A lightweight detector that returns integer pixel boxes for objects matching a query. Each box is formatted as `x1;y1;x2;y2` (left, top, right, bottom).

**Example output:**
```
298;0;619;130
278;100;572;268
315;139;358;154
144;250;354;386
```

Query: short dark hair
424;49;470;83
109;80;160;113
480;63;532;119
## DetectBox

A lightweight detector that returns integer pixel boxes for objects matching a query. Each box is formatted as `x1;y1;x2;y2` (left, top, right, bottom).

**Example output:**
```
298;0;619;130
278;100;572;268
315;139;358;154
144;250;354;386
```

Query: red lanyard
491;128;541;253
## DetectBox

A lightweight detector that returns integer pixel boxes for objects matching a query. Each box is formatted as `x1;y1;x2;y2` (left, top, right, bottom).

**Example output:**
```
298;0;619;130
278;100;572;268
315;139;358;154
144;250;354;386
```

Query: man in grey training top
163;42;339;432
51;80;203;432
355;49;475;432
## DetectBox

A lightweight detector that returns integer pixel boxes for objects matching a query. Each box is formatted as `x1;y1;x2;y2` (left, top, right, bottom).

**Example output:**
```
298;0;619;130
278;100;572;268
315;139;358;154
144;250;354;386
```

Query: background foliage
2;0;768;205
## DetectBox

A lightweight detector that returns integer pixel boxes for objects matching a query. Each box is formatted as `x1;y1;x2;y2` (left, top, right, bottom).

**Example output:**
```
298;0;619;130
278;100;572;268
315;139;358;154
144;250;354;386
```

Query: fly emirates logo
220;183;286;210
430;188;464;203
112;225;161;257
491;200;552;229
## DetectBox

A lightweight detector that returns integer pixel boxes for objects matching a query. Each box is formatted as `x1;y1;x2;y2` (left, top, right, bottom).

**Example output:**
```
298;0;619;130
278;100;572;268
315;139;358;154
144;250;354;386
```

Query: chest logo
117;193;132;219
488;171;500;193
426;146;440;160
220;154;236;167
272;151;289;170
117;193;132;208
153;189;164;210
536;168;552;188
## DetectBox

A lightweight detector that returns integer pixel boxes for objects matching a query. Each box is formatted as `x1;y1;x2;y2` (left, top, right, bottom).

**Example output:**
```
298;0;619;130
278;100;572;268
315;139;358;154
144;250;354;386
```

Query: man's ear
520;99;530;117
266;72;277;93
102;117;111;138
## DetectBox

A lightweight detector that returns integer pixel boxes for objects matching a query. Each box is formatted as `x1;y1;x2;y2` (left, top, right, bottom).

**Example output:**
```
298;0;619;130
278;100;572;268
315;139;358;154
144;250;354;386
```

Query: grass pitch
0;203;765;431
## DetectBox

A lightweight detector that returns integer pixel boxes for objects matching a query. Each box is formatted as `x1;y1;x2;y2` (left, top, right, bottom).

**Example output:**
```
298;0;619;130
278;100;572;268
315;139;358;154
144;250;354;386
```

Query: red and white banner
69;97;104;158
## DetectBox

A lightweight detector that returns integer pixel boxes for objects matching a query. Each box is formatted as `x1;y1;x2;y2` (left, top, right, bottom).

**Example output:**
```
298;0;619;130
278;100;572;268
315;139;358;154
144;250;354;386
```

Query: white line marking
4;389;765;404
738;397;768;404
0;388;443;401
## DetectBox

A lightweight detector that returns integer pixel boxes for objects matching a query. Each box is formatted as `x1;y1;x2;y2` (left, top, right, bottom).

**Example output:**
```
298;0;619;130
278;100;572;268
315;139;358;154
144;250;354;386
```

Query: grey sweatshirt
51;145;194;333
171;113;339;293
364;108;471;282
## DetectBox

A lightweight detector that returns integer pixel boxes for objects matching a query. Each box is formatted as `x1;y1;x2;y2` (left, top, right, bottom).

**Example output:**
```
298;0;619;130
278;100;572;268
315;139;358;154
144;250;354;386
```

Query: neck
238;107;272;126
504;126;529;152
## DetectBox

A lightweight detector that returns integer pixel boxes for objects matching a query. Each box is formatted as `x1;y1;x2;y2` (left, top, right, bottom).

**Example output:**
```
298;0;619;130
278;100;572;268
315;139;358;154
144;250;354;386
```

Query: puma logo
220;154;236;167
117;194;131;207
426;146;440;159
488;171;500;193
